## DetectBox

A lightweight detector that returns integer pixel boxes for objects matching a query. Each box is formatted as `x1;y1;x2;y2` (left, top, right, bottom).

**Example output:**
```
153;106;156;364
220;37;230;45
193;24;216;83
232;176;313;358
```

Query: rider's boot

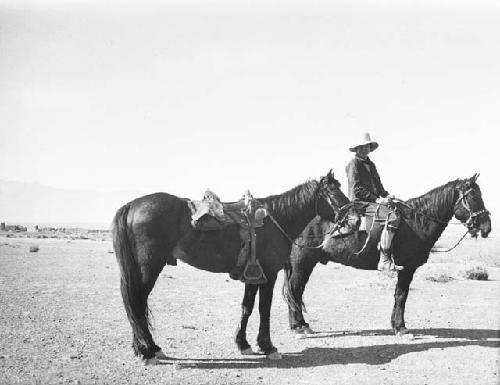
377;249;393;272
377;245;404;272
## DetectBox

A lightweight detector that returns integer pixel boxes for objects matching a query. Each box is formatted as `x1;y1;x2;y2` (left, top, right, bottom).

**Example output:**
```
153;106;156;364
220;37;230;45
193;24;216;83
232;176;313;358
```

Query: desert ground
0;226;499;385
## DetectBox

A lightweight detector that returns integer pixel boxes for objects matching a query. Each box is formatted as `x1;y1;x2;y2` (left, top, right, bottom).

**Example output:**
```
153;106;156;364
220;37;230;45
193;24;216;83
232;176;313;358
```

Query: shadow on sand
159;328;499;369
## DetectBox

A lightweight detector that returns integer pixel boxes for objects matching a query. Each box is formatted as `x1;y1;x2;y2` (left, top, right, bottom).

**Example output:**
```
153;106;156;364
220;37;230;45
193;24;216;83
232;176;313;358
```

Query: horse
112;170;351;364
283;174;491;338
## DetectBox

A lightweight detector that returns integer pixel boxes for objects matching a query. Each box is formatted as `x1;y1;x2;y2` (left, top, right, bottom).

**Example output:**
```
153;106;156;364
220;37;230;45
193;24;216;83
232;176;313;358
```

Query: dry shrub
425;272;455;283
458;261;489;281
420;263;455;283
29;245;39;253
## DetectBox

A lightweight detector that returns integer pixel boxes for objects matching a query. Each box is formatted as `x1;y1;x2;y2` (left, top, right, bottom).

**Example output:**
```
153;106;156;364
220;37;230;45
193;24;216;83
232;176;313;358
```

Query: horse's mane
260;179;319;222
405;179;464;219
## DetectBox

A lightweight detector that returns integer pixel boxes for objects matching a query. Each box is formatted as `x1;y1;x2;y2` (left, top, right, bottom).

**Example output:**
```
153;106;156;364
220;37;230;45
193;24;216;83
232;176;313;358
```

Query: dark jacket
346;156;388;202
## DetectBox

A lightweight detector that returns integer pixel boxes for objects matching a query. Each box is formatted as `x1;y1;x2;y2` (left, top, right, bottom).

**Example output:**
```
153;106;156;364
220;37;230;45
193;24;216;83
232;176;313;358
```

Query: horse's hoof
294;326;314;339
155;350;168;360
143;356;161;365
396;331;414;341
267;351;282;360
240;347;255;355
401;333;414;341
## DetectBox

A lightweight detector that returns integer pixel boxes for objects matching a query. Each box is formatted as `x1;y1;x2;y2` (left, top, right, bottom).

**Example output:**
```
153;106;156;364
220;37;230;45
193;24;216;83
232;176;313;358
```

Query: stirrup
242;260;267;285
377;257;393;272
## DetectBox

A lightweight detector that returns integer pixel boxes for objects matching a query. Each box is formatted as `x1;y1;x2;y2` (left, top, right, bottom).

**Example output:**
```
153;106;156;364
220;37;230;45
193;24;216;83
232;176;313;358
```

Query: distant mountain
0;180;145;229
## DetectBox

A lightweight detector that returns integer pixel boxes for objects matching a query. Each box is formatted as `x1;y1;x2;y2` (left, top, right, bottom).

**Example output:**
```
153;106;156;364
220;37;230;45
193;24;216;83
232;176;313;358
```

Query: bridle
430;184;490;252
391;182;489;228
268;179;349;246
315;180;346;221
454;186;490;231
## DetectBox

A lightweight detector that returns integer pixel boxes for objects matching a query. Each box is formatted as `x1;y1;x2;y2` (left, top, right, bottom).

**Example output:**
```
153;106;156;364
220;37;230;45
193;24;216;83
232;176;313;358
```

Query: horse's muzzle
478;215;491;238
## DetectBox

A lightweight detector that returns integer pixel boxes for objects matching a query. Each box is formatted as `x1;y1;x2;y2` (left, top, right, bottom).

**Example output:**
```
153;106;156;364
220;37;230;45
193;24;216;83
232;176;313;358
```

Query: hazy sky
1;1;499;217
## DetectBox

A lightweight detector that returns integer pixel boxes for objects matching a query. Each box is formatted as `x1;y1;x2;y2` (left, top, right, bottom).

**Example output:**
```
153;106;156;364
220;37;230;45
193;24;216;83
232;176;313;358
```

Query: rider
345;132;403;272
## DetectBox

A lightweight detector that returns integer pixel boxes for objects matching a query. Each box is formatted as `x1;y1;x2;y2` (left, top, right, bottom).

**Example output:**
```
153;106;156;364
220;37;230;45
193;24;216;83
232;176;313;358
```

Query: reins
430;229;469;253
267;205;352;250
392;198;448;225
267;213;295;244
396;186;489;253
341;185;486;255
267;185;352;249
295;202;356;250
268;181;489;255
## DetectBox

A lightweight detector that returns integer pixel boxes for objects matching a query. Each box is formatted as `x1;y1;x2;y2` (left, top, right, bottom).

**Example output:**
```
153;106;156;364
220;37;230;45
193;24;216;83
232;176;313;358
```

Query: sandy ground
0;232;499;385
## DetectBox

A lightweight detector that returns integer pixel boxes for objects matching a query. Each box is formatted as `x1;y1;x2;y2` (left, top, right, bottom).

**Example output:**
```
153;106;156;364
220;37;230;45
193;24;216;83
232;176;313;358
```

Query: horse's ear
471;173;480;183
328;169;334;179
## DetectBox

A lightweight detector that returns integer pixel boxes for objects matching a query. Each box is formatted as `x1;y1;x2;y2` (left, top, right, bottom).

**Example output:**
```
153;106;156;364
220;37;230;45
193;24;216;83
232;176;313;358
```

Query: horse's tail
282;262;307;314
112;203;152;351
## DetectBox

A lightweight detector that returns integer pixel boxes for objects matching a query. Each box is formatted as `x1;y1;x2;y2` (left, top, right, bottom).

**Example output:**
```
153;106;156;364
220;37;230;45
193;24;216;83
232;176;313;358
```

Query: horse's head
317;169;350;221
453;173;491;238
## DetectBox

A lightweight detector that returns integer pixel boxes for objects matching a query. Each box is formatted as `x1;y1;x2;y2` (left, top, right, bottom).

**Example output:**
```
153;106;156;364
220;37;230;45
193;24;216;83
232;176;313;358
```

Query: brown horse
284;174;491;337
113;170;350;364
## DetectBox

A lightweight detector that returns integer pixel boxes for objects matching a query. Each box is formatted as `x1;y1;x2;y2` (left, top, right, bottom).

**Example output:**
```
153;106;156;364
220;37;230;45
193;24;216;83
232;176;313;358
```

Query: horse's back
127;192;187;221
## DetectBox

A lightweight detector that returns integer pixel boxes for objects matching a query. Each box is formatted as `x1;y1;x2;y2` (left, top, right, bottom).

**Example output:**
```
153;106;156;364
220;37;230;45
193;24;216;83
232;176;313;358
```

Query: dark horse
112;170;350;364
284;174;491;337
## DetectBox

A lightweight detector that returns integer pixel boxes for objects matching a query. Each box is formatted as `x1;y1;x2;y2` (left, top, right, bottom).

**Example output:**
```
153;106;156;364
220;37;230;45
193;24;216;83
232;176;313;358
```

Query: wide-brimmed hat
349;132;379;152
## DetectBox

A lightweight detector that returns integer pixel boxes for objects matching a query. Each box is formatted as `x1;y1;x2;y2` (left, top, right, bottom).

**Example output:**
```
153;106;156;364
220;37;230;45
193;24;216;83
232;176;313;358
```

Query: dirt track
0;234;499;385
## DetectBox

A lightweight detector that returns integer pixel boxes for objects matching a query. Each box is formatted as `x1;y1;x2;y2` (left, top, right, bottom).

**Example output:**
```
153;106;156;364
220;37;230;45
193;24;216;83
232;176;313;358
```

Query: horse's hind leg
134;251;172;364
126;281;161;360
114;197;184;364
115;235;165;362
119;238;170;363
256;272;281;360
391;268;415;339
235;284;259;354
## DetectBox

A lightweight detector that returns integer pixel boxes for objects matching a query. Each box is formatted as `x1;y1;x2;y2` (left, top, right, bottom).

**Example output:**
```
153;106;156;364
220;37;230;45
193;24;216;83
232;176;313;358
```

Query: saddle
187;189;268;284
329;201;401;265
189;190;230;230
359;202;399;231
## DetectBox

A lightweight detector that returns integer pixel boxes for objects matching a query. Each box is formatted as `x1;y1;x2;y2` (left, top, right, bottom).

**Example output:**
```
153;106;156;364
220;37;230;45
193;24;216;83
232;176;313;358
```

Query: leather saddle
336;201;401;263
332;201;398;235
188;190;267;231
187;189;268;284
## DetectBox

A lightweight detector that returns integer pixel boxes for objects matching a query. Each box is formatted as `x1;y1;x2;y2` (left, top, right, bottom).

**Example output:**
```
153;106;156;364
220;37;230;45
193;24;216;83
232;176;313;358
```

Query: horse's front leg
235;284;259;354
256;272;281;360
287;259;317;335
391;268;415;338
